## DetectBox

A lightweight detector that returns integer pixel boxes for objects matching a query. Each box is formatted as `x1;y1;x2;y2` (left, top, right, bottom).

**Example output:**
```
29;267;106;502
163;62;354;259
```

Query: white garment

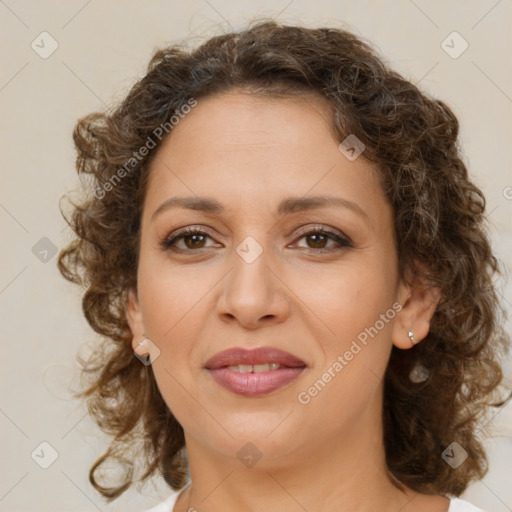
143;484;485;512
448;498;485;511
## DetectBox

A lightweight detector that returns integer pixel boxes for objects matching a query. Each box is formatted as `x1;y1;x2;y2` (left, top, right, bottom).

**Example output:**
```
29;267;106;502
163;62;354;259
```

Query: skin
126;90;447;512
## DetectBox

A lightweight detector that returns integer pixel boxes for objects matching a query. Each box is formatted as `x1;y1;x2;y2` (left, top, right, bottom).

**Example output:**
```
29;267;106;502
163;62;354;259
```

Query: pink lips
204;347;306;397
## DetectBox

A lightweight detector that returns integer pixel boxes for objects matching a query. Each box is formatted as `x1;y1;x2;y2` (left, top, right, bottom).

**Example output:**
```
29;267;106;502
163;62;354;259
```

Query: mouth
204;346;306;369
204;346;307;397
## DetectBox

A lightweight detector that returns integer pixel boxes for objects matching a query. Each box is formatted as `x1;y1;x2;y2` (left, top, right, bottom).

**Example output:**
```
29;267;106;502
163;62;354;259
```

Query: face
126;90;429;467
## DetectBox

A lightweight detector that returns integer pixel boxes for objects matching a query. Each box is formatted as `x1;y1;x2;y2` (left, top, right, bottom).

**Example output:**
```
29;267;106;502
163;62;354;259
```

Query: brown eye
161;228;215;251
161;225;352;254
304;232;330;249
293;227;353;253
181;233;208;249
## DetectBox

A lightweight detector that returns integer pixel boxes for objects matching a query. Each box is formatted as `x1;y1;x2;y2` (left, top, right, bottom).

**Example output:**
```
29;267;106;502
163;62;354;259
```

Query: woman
58;20;510;512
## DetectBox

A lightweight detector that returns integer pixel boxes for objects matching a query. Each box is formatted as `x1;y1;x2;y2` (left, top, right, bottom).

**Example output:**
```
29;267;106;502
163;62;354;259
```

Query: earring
407;330;417;345
134;335;150;358
136;339;149;353
134;334;161;366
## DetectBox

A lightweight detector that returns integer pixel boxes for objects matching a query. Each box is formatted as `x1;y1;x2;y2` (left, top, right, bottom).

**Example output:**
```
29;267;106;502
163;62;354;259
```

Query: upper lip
204;347;306;370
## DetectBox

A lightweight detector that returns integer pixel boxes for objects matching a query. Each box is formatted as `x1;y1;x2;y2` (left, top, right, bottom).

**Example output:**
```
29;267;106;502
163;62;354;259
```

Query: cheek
297;299;395;430
138;260;210;335
138;263;217;390
290;255;397;341
293;256;397;403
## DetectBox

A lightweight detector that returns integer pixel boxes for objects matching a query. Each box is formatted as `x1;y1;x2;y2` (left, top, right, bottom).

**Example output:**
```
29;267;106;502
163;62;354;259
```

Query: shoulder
449;498;485;511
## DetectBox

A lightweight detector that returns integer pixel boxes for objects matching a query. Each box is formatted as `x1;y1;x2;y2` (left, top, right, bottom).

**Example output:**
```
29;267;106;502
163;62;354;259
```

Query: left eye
294;229;352;251
161;226;352;252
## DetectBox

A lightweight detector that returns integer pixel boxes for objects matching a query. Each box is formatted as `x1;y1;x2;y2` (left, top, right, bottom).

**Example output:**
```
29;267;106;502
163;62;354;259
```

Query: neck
175;392;424;512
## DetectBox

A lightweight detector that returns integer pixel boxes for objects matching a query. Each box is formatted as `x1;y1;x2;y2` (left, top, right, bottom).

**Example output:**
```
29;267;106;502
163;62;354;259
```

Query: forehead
143;91;388;223
163;90;336;153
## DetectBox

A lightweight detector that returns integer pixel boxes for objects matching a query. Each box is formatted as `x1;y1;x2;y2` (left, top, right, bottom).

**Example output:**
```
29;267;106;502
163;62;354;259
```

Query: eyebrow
151;194;371;225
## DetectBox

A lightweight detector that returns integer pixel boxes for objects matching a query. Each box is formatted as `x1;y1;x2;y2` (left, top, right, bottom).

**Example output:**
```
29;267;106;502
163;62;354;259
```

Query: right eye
161;227;218;252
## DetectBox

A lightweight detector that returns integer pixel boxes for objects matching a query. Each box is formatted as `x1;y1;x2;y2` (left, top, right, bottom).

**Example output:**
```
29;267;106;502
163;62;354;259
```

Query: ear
392;263;442;350
126;286;146;352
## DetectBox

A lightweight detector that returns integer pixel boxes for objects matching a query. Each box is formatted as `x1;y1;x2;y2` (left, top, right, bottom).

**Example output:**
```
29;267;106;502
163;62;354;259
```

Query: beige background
1;1;511;511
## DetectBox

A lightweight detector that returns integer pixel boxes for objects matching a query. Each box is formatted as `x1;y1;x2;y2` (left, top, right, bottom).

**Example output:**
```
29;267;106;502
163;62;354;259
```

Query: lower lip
206;367;305;397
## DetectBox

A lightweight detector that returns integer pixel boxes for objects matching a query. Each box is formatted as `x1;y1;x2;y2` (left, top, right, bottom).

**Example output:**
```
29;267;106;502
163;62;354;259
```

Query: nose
216;247;290;330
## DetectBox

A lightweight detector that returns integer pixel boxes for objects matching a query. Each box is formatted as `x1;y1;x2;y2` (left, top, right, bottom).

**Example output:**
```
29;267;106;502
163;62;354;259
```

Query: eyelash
160;225;353;254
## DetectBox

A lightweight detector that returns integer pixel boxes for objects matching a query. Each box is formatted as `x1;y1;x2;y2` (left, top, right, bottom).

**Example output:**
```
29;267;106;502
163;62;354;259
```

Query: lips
204;347;307;397
204;346;306;370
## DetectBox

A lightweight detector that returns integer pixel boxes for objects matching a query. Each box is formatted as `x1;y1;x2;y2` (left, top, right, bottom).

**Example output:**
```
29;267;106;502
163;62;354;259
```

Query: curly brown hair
57;19;510;501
